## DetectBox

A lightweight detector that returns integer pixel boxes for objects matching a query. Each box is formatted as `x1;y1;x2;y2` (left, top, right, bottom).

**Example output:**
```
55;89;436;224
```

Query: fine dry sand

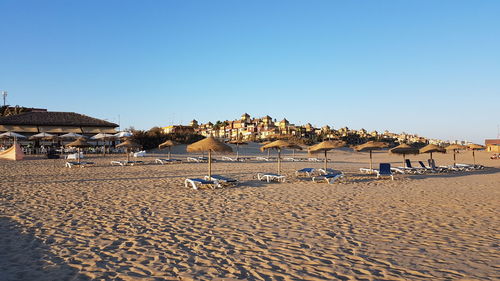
0;148;499;281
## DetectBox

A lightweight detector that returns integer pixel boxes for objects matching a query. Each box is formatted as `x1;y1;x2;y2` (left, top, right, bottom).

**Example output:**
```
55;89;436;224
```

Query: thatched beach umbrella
159;140;179;159
419;144;446;161
468;144;485;165
65;137;90;163
445;144;467;166
261;141;272;157
187;136;233;178
228;139;248;159
309;140;346;171
354;141;388;172
260;140;302;174
116;140;141;162
390;143;419;167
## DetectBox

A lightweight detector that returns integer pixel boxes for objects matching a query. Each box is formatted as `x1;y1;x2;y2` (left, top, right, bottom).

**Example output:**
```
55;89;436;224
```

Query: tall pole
369;150;373;172
278;148;281;174
324;150;328;171
208;150;212;178
1;91;7;106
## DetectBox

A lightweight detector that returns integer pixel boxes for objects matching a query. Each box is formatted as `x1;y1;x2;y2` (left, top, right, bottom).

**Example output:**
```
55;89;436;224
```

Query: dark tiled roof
0;111;118;127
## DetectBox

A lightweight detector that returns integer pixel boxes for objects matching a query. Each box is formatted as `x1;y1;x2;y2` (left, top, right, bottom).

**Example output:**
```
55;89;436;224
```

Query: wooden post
369;150;373;172
208;150;212;178
278;149;281;174
472;150;476;165
324;150;328;171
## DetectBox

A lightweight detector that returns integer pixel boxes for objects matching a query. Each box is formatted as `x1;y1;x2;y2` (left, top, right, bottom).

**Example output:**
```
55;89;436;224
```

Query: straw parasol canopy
187;136;233;178
116;140;141;162
390;143;419;167
309;140;346;171
158;140;179;159
260;140;303;174
468;144;485;165
445;144;467;166
114;131;133;139
228;139;248;159
354;141;388;172
65;137;91;163
419;144;446;161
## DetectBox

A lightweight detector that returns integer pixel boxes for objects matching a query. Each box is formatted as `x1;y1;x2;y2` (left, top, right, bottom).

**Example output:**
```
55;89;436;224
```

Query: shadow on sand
0;217;89;281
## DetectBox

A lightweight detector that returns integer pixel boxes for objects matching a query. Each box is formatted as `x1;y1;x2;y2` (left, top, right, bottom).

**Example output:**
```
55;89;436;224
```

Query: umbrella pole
278;149;281;174
168;147;171;160
369;150;373;172
473;150;476;165
208;150;212;178
77;147;80;163
324;150;328;171
403;154;406;168
453;150;456;166
430;152;433;161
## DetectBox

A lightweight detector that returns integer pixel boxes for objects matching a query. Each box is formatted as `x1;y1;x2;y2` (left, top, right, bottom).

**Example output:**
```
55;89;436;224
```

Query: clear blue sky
1;0;499;143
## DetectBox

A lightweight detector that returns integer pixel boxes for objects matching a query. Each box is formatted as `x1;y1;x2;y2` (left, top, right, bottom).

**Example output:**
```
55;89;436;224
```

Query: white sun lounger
155;158;182;165
65;161;95;168
111;160;144;166
204;175;238;186
312;173;344;184
187;157;209;163
257;173;286;183
184;178;221;190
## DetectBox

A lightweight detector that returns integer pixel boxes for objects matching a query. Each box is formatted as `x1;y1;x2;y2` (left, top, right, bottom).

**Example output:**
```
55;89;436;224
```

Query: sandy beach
0;148;499;281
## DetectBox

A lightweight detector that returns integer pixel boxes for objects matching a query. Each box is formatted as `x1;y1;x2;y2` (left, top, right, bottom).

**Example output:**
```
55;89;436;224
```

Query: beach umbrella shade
419;144;446;161
0;131;26;139
65;137;91;163
114;131;133;139
29;132;57;141
187;136;233;178
468;144;485;165
390;143;419;167
445;144;467;166
116;140;141;162
309;140;346;171
59;132;84;139
261;141;272;157
260;140;302;174
158;140;179;159
354;141;389;172
228;139;248;159
91;133;116;156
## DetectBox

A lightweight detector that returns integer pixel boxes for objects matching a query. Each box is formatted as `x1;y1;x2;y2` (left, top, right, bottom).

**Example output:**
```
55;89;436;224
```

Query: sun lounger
284;157;300;162
111;160;144;166
359;168;377;174
295;168;316;177
308;157;322;162
133;150;146;157
65;161;95;168
204;175;238;186
187;156;209;163
221;156;242;162
155;158;182;165
312;172;344;184
66;152;84;160
397;159;424;174
256;156;270;161
257;173;286;183
185;178;221;190
376;163;394;180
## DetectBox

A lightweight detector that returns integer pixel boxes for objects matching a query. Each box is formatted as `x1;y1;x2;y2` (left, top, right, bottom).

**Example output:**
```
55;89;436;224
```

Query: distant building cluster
161;113;451;145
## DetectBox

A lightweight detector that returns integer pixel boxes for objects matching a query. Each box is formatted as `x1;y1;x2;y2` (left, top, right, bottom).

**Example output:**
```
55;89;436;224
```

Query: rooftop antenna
1;91;7;106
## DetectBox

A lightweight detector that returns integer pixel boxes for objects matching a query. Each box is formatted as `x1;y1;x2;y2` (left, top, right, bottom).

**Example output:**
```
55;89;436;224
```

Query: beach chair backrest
428;159;437;169
418;161;427;168
379;163;391;175
405;159;412;168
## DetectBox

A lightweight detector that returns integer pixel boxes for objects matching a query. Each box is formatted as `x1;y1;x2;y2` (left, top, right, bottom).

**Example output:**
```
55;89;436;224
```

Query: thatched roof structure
116;140;140;148
354;141;388;152
66;138;91;148
159;140;179;149
445;144;467;150
309;140;345;153
468;144;485;150
390;143;419;155
420;144;446;154
187;137;232;153
260;140;302;152
0;111;118;127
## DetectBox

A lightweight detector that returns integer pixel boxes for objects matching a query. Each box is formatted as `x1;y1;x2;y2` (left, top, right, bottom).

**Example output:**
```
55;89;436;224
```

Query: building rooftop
0;111;118;127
